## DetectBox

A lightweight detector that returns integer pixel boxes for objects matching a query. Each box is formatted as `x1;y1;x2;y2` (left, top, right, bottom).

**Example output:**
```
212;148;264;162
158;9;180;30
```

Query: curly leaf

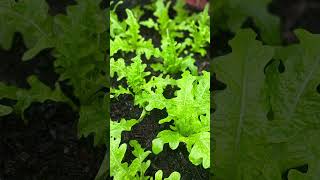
152;71;210;168
111;56;150;94
0;0;53;59
0;76;70;120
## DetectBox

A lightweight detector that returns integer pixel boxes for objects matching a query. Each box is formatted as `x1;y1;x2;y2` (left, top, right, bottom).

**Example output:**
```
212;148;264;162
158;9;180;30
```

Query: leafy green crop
141;0;210;55
111;0;210;178
110;7;156;59
212;29;320;179
0;0;108;145
110;119;181;180
0;76;71;120
151;71;210;169
213;0;280;44
0;0;108;179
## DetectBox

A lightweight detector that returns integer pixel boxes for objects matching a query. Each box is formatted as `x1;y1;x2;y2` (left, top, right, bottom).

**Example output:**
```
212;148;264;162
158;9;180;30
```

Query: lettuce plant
141;0;210;55
110;6;156;59
212;29;320;179
0;0;108;144
213;0;280;44
110;0;210;178
151;71;210;169
110;119;181;180
0;0;108;179
0;76;71;120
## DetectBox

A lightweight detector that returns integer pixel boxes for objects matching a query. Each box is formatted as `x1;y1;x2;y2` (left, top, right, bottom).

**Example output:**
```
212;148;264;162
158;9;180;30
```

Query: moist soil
0;1;106;180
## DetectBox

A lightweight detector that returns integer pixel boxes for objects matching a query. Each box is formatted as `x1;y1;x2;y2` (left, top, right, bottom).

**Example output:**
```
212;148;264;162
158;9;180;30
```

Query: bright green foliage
141;0;210;56
152;71;210;169
110;119;146;179
111;55;210;162
111;59;211;168
140;0;176;38
111;56;150;94
110;2;125;38
111;0;209;74
110;7;156;59
111;86;132;99
212;29;320;179
160;71;210;136
110;119;181;180
154;170;181;180
152;32;197;74
187;5;210;56
111;0;210;178
213;0;280;44
134;74;175;111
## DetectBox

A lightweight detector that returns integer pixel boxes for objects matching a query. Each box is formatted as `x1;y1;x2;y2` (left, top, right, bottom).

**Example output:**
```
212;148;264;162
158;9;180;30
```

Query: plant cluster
0;0;108;179
110;0;210;179
213;1;320;179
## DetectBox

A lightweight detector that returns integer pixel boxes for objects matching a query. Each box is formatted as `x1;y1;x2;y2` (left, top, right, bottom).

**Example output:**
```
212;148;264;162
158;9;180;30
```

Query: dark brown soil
270;0;320;43
0;102;105;180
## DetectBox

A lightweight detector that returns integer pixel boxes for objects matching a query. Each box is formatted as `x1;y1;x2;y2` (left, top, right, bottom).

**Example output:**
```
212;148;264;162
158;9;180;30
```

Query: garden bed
111;94;209;179
110;0;210;179
0;1;106;179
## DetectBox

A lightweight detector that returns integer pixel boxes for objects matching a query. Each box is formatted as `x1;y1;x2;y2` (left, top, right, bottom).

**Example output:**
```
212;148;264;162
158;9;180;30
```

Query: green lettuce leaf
152;31;197;74
110;8;157;59
110;119;180;180
0;0;54;59
0;76;71;120
213;0;280;44
152;71;210;168
154;170;181;180
265;29;320;179
111;56;150;94
212;29;275;179
212;28;320;179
